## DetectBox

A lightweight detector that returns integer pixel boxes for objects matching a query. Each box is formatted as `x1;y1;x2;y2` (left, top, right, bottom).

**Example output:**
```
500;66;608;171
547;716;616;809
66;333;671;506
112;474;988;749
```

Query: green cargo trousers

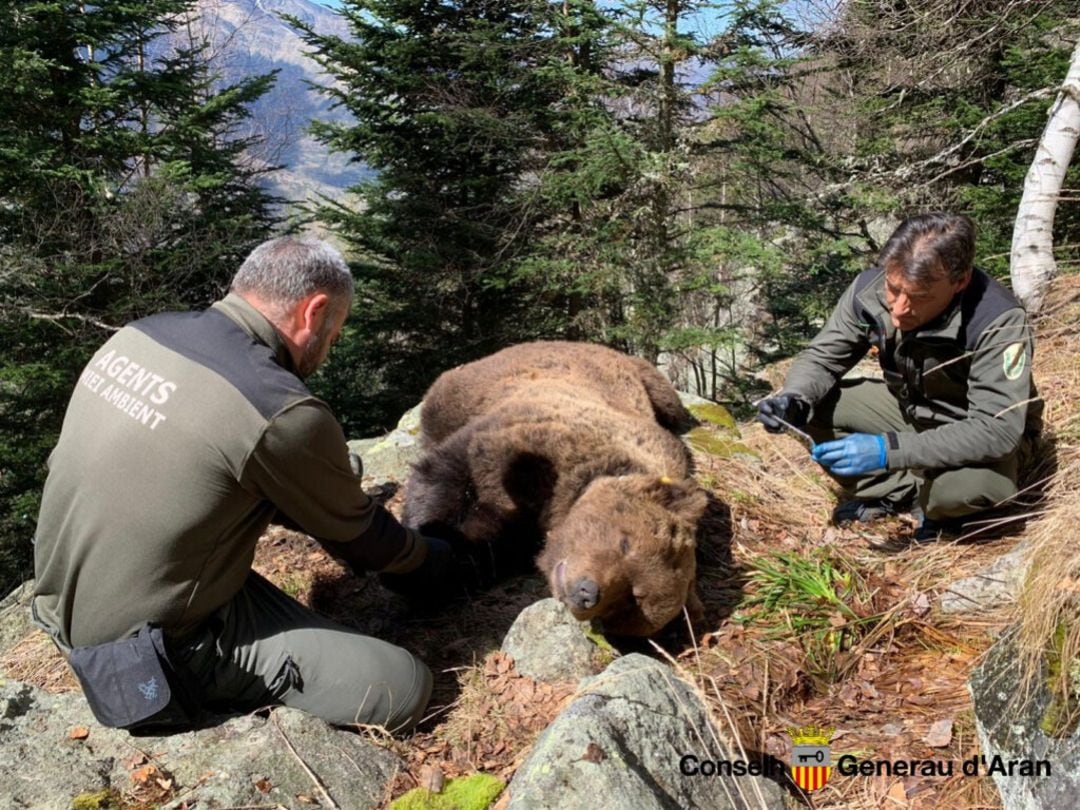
804;378;1024;521
168;572;432;732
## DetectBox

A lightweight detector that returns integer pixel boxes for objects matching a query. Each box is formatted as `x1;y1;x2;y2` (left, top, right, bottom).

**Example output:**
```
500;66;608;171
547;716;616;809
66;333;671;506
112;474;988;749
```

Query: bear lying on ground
403;341;708;636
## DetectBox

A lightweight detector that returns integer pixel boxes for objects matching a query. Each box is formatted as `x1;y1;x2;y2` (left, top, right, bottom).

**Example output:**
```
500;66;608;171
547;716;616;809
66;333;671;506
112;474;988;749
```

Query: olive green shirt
33;294;424;648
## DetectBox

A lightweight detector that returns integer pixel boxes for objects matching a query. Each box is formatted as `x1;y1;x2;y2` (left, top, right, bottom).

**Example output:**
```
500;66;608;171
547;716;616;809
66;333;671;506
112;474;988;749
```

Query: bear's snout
567;576;600;611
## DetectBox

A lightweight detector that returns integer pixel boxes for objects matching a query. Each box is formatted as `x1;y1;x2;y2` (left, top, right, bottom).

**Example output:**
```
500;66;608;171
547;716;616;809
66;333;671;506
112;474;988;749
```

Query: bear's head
538;474;707;636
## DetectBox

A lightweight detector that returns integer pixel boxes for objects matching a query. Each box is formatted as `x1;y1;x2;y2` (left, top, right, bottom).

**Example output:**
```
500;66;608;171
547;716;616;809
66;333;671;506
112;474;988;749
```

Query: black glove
379;536;457;600
756;393;811;434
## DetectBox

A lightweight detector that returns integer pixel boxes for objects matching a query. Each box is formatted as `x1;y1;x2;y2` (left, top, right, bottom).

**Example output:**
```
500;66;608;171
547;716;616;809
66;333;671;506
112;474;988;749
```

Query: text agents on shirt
33;235;452;732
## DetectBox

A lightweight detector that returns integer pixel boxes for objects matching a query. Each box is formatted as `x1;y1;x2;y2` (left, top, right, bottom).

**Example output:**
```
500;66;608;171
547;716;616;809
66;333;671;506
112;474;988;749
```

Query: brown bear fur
404;341;707;636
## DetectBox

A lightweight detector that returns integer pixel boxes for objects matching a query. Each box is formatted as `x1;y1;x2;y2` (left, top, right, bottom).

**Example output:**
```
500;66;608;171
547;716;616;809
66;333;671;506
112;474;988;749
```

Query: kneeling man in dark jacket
758;213;1042;542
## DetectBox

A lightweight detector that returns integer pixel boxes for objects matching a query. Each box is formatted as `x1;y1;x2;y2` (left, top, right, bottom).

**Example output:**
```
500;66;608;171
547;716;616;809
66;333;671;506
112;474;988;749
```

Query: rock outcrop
939;543;1028;615
506;654;787;809
0;680;401;809
347;404;424;488
969;631;1079;810
500;598;608;683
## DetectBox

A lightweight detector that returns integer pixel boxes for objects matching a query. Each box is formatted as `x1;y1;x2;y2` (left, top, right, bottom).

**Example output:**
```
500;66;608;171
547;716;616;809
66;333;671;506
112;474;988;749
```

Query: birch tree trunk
1009;39;1080;314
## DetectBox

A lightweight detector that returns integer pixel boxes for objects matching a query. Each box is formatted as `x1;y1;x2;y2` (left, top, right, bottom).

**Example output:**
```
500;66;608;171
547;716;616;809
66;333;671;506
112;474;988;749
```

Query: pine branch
23;310;119;333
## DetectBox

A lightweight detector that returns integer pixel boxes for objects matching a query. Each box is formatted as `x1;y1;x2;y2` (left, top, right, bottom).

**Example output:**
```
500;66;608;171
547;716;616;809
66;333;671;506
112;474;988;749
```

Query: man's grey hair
231;235;354;312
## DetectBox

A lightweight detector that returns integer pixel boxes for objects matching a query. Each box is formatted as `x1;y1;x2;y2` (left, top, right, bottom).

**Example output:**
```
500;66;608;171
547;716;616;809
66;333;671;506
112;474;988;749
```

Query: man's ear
955;268;974;293
298;292;332;334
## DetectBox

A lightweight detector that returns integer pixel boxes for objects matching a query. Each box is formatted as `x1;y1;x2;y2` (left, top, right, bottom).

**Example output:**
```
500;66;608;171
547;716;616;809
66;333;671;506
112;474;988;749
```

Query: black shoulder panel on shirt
131;309;311;420
957;269;1023;351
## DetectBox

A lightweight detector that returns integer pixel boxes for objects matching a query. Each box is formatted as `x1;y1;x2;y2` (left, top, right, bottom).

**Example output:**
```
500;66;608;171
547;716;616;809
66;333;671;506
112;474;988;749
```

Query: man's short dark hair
878;213;975;284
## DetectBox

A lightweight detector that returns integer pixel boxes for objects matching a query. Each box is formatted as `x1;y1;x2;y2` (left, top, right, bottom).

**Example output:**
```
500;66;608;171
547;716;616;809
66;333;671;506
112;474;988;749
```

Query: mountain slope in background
179;0;368;204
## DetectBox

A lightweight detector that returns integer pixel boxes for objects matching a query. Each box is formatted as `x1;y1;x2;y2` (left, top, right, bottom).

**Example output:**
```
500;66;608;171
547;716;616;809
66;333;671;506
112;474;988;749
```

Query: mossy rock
685;427;758;460
687;403;738;434
390;773;505;810
70;791;121;810
1040;621;1080;737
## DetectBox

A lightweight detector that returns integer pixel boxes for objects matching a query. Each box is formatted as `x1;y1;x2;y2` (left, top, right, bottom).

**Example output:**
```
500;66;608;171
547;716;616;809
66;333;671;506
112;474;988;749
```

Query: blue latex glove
811;434;887;476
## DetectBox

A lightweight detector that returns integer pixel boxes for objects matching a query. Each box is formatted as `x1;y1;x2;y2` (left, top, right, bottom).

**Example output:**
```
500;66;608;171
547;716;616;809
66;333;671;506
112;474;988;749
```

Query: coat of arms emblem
787;725;834;791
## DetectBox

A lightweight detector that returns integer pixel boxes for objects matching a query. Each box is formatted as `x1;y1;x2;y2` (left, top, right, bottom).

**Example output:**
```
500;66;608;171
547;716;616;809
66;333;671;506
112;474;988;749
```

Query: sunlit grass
734;547;897;686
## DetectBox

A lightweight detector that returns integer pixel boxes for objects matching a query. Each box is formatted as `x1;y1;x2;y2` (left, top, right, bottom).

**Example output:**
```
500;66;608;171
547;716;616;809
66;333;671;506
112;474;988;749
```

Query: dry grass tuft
1014;274;1080;734
0;628;78;692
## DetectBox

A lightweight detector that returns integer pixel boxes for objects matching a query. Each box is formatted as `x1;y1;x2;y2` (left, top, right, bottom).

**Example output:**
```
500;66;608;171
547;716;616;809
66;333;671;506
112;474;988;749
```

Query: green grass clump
741;550;860;619
390;773;505;810
735;548;888;686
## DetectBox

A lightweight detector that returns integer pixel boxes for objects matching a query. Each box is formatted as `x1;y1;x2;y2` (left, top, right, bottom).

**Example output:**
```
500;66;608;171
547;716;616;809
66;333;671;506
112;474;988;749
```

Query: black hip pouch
67;623;193;730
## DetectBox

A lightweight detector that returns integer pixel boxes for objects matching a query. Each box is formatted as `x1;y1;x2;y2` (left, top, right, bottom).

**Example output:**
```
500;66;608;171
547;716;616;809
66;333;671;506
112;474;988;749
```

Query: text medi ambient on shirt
79;349;177;431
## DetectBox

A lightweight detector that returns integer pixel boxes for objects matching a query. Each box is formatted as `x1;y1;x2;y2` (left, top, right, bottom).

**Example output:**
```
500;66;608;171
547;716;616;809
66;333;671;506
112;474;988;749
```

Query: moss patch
688;403;738;433
585;623;619;668
390;773;505;810
70;791;121;810
1040;621;1080;737
685;428;757;460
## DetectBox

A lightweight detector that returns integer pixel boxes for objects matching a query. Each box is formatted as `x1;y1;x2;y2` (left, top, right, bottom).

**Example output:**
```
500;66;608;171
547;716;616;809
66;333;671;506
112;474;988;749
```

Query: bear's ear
646;477;708;525
672;486;708;525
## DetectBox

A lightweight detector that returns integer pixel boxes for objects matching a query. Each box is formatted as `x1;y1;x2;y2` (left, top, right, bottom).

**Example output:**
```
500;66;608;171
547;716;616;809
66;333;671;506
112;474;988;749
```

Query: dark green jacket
783;267;1041;471
33;294;424;648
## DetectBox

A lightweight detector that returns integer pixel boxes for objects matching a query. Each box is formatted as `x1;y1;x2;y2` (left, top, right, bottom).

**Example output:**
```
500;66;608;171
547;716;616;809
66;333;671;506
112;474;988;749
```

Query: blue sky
307;1;780;41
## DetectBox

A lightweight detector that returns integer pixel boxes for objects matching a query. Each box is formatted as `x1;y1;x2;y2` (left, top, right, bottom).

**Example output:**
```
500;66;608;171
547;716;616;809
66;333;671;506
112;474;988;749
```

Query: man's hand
379;536;457;600
756;394;811;434
812;434;887;477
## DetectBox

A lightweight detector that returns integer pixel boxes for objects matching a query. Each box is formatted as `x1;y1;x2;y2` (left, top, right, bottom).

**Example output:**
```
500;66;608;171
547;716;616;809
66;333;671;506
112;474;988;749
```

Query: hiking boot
912;516;966;544
832;499;903;526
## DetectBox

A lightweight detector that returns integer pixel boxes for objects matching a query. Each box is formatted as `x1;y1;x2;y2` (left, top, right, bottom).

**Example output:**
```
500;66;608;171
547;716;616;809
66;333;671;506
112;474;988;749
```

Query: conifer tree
0;0;278;589
290;0;610;431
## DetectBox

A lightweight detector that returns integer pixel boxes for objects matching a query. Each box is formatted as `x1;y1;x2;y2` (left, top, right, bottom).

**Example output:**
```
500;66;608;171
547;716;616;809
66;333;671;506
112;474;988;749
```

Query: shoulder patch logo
1003;343;1026;381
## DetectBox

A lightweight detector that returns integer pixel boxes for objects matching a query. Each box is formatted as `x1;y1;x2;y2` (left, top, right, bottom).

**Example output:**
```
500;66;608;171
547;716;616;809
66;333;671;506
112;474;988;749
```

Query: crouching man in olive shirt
33;235;447;732
757;213;1042;542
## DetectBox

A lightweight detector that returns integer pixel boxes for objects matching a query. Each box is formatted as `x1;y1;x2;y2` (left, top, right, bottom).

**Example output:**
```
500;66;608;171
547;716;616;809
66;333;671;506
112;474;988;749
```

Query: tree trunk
1009;39;1080;314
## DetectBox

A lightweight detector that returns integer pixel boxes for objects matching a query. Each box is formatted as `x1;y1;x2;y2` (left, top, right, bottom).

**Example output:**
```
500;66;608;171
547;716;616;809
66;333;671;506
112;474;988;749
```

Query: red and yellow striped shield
788;727;835;793
791;761;832;791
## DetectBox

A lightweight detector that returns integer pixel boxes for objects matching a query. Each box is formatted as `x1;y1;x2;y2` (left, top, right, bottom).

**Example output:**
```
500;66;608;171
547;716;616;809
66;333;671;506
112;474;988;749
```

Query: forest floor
5;276;1076;810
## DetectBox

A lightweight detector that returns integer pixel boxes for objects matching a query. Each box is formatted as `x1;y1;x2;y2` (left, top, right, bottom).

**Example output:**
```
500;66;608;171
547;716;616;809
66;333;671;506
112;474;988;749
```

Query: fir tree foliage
289;0;614;432
0;0;278;591
295;0;772;422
